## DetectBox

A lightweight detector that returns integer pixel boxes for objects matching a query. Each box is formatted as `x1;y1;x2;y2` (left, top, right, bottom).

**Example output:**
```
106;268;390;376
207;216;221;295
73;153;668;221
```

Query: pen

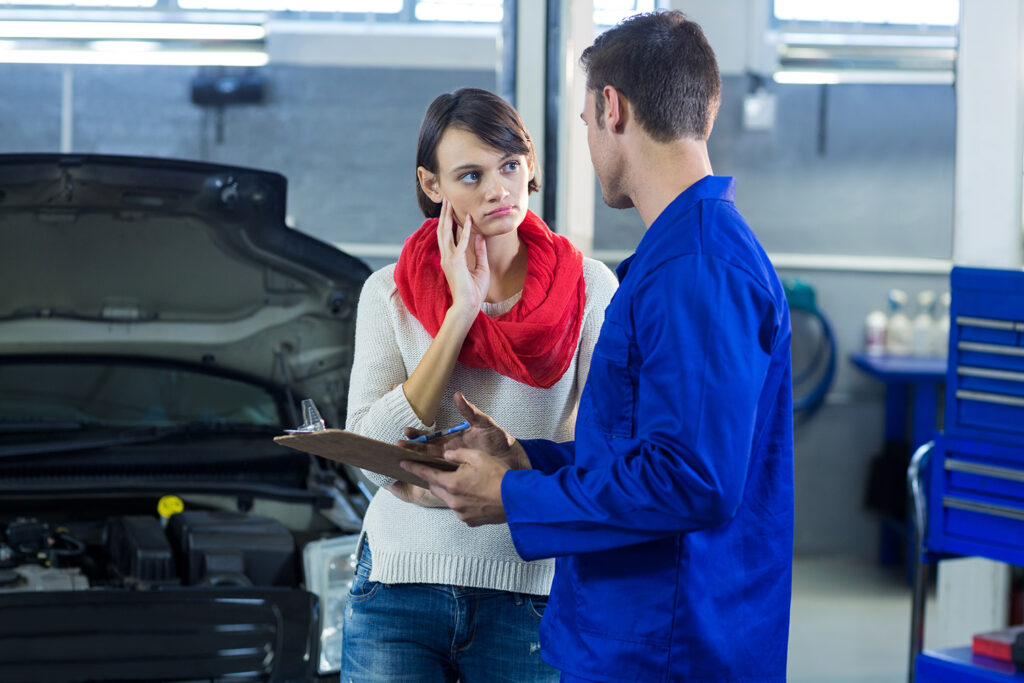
409;420;470;443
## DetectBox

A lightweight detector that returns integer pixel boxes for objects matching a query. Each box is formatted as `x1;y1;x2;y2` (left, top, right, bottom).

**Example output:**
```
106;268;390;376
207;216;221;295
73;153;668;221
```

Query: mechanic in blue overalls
404;10;794;683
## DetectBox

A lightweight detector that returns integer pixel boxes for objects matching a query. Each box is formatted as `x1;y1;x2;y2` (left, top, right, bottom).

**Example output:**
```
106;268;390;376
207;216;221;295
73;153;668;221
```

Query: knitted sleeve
345;267;432;488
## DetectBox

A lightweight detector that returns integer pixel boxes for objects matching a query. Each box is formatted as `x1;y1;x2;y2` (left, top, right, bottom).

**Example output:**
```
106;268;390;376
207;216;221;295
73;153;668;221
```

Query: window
0;0;156;7
177;0;399;11
594;0;655;28
771;0;958;84
415;0;500;23
774;0;958;27
0;361;283;428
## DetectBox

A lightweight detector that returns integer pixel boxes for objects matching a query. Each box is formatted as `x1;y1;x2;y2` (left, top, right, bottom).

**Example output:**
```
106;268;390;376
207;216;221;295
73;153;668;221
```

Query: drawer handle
945;458;1024;483
957;315;1018;331
943;496;1024;522
958;341;1024;358
956;389;1024;408
958;366;1024;383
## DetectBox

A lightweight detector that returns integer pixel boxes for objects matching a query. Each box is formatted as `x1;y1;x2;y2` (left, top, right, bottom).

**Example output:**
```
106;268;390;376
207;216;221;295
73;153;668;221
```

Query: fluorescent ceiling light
0;20;265;40
774;70;842;85
0;47;268;65
773;69;953;85
779;32;956;49
779;46;956;63
88;39;160;51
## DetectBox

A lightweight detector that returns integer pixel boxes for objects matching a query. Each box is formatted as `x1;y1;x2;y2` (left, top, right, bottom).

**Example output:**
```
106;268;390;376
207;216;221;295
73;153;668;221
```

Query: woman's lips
486;205;515;217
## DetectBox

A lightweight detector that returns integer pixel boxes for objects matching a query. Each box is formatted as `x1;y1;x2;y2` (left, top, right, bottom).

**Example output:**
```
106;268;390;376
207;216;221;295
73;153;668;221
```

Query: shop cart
908;266;1024;682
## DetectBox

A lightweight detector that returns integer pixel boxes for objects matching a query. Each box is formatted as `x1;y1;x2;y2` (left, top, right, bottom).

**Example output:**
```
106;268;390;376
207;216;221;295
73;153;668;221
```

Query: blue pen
410;420;470;443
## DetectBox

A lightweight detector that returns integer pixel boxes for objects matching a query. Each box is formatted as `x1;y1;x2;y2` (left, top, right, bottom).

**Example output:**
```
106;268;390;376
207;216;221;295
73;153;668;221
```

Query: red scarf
394;210;585;389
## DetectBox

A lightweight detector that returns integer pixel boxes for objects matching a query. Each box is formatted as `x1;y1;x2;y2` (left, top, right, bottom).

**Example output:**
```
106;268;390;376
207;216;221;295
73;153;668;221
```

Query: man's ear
417;166;442;202
604;85;628;134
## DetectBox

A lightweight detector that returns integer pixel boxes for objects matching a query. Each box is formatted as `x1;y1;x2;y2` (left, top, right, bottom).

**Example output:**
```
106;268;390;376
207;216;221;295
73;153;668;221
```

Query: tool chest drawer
927;436;1024;567
946;267;1024;444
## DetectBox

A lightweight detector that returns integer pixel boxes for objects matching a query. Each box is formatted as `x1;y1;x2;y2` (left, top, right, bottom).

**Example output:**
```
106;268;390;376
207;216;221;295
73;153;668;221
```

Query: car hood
0;154;371;427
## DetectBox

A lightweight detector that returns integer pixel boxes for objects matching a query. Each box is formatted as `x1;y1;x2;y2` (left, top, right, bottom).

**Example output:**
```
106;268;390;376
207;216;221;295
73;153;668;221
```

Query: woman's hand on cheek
437;199;489;323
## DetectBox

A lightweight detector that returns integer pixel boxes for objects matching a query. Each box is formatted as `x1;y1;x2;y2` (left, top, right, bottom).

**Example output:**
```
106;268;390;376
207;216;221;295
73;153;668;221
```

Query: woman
341;87;618;682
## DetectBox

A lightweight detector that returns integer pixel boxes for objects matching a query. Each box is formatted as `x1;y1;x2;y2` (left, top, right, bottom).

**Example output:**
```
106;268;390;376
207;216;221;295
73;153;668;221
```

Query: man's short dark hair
580;10;721;142
415;88;540;218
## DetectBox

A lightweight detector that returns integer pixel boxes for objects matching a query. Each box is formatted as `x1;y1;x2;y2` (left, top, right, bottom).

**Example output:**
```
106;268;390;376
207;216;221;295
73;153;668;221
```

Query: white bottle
885;289;913;356
932;291;951;357
865;309;888;355
912;290;936;356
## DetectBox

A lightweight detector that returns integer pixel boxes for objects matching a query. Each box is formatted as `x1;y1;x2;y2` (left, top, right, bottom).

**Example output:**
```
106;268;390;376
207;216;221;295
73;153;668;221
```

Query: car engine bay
0;508;300;594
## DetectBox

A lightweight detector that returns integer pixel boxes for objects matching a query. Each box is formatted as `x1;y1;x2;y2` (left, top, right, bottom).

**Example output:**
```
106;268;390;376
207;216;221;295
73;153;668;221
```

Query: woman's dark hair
580;10;720;142
415;88;540;218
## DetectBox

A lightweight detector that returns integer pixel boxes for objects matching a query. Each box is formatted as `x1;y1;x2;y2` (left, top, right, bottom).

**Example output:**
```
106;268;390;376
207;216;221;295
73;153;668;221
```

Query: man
403;10;794;682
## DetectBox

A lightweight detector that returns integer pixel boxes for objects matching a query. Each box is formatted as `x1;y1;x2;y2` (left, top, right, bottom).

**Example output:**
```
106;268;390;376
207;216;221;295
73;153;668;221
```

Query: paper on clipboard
273;429;456;489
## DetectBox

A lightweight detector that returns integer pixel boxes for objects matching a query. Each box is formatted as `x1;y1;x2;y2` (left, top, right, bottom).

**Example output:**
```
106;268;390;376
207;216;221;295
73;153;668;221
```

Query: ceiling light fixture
0;20;266;41
0;47;268;66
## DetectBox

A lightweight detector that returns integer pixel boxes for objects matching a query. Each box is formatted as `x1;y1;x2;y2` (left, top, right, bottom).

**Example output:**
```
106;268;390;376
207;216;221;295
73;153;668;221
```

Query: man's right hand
400;392;530;471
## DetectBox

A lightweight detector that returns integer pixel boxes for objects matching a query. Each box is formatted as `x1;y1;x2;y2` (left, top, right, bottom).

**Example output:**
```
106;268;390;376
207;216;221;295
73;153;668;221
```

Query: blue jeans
340;538;559;683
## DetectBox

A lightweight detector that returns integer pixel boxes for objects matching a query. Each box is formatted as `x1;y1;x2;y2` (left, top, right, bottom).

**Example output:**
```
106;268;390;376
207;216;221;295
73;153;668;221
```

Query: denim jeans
340;538;559;683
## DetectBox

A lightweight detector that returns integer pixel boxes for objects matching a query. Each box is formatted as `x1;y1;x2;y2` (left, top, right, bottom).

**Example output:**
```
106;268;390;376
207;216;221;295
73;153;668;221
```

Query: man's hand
399;392;530;471
384;481;448;508
401;448;509;526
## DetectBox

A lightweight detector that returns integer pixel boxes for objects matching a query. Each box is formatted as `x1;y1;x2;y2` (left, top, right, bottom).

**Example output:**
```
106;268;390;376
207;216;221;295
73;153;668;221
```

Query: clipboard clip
284;398;326;434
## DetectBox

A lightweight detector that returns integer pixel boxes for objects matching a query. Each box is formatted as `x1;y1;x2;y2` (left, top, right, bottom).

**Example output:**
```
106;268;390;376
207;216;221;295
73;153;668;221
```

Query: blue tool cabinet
908;266;1024;682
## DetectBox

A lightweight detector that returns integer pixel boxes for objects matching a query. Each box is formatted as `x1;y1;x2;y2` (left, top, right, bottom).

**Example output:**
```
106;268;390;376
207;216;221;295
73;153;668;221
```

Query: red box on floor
973;625;1024;661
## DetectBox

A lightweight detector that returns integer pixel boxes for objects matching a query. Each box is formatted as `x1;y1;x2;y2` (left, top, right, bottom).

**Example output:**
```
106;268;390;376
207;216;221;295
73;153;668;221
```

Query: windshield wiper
0;421;283;460
0;419;98;434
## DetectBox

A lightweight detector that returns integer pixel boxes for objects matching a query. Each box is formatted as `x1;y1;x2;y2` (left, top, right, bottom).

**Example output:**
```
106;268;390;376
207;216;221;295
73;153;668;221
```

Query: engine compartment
0;509;297;594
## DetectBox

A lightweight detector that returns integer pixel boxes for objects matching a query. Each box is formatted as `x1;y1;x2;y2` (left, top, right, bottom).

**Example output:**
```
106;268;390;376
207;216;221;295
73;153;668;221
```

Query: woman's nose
484;177;510;202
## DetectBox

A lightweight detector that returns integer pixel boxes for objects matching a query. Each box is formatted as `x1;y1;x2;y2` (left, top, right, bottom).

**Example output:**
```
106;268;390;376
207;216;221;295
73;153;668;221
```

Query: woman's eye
502;161;520;173
459;171;479;183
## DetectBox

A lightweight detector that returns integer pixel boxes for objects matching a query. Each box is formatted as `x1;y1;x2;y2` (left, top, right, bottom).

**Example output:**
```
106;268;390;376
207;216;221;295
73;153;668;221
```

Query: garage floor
787;555;938;683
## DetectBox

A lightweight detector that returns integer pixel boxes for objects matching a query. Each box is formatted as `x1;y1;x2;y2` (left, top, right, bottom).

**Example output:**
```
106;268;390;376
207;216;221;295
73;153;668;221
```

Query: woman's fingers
453;218;465;253
472;230;487;267
437;199;472;259
436;198;450;253
456;214;472;255
403;425;430;440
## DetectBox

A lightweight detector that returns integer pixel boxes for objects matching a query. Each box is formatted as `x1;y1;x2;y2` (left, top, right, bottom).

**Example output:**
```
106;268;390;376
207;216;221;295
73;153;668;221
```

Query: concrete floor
788;555;939;683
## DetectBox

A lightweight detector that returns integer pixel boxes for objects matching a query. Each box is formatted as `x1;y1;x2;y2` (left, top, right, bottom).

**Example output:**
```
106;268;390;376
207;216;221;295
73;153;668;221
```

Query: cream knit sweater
345;258;618;595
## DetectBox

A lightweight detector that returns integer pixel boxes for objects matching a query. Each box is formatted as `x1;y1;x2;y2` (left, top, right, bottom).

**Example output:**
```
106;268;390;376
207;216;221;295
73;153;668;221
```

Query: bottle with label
865;308;888;355
932;291;951;357
885;289;913;356
912;290;936;356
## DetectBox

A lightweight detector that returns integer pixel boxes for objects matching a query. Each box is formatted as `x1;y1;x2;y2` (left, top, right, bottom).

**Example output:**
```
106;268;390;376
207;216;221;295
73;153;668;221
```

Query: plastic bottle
865;308;888;355
912;290;936;356
932;291;951;357
885;289;912;356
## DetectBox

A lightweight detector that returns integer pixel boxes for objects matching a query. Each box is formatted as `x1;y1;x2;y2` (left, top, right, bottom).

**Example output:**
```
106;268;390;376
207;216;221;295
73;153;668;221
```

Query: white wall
671;0;775;76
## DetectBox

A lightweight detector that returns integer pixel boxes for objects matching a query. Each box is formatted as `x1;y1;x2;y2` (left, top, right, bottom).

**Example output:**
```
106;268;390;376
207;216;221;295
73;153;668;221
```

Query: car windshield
0;359;284;430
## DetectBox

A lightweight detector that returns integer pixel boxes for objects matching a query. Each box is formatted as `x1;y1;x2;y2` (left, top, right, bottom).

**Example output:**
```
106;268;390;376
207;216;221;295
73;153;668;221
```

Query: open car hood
0;154;371;426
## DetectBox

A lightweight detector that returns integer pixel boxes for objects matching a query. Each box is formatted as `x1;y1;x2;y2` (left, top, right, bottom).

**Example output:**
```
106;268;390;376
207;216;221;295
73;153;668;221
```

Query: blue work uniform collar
615;175;736;282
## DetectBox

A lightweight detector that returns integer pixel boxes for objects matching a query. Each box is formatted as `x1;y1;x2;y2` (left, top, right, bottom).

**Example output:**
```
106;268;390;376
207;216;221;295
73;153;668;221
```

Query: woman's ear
417;166;442;203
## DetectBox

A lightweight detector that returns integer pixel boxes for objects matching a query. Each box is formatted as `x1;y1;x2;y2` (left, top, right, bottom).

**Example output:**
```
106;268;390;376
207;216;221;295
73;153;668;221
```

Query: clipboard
273;429;456;489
